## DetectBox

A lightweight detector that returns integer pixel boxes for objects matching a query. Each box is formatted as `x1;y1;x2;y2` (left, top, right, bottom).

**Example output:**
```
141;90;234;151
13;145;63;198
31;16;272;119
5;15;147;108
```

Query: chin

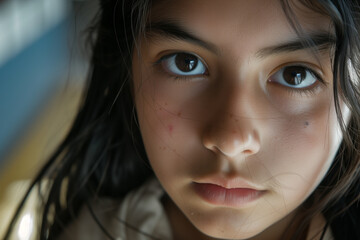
189;214;265;240
200;227;261;240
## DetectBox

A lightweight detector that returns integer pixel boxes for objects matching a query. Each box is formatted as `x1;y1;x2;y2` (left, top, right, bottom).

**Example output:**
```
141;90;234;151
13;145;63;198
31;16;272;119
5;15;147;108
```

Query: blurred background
0;0;98;238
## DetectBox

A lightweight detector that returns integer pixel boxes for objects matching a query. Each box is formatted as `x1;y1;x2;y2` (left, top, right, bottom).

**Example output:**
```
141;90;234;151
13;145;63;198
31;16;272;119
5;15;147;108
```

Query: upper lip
194;175;265;191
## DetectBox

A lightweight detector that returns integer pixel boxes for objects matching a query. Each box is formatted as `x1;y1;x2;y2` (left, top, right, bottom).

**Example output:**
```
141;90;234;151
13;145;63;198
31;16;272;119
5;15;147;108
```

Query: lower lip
193;183;265;207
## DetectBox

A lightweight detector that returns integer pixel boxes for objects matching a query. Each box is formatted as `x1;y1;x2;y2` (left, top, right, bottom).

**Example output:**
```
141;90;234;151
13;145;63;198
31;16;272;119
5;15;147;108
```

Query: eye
268;65;318;89
160;52;208;76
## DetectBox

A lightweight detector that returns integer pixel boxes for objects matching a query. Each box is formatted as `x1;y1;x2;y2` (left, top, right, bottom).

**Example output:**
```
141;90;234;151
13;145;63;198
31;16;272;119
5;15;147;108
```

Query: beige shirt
58;179;173;240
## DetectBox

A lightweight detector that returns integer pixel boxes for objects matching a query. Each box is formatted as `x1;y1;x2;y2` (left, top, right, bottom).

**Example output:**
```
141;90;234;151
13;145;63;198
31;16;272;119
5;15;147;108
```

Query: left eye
268;66;318;89
160;52;207;76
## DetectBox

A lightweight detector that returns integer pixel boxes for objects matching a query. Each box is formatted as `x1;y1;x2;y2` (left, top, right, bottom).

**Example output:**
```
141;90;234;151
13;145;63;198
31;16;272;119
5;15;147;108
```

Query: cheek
134;79;199;178
256;98;342;204
133;61;211;144
135;78;189;142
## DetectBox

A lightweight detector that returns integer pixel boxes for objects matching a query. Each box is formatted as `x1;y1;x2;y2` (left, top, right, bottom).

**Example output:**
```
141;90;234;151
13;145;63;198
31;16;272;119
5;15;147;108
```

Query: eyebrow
256;32;336;58
146;20;336;58
146;20;220;54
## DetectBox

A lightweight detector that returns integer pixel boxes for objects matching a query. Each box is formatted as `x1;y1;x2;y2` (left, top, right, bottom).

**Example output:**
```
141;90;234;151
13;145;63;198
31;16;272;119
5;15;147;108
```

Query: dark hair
5;0;360;239
279;0;360;238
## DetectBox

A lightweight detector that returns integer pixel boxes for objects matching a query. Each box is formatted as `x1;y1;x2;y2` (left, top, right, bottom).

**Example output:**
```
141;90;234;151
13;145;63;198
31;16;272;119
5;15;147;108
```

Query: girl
6;0;360;239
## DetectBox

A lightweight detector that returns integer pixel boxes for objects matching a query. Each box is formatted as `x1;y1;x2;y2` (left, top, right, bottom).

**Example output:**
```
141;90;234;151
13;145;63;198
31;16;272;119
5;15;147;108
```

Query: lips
193;177;266;207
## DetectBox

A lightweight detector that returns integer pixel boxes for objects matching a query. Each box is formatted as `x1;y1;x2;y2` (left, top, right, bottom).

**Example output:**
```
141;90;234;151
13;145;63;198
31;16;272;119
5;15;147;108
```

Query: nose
201;86;260;158
202;118;260;158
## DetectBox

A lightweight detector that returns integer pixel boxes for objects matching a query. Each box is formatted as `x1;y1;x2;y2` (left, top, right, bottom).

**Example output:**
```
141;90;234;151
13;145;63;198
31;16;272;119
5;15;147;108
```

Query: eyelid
155;50;208;66
154;51;210;80
267;62;327;85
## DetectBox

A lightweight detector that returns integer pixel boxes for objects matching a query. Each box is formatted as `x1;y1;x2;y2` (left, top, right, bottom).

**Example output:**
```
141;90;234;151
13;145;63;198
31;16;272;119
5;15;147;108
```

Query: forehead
149;0;332;54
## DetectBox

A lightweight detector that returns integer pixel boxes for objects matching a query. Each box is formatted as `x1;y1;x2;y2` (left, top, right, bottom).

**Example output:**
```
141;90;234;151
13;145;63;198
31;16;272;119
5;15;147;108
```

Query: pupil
175;53;198;72
283;66;306;85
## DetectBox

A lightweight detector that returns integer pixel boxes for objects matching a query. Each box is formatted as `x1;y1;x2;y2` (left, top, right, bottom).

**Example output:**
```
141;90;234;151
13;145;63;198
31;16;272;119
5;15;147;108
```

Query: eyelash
283;81;321;97
154;52;327;96
269;64;327;97
154;52;208;82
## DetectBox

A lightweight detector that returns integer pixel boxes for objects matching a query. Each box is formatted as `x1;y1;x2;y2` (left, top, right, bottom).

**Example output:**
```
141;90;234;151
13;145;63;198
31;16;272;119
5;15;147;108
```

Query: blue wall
0;20;69;164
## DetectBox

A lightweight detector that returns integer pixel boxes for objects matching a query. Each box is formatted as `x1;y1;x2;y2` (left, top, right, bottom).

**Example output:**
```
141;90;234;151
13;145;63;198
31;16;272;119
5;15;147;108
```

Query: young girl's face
133;0;350;239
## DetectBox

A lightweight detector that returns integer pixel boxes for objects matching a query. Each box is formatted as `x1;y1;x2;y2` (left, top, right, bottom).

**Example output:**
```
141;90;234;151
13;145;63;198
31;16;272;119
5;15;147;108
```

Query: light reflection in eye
268;66;318;89
160;52;208;76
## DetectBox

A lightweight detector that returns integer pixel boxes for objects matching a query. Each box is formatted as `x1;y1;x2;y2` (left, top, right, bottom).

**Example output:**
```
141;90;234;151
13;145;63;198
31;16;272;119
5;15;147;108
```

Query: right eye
160;52;208;77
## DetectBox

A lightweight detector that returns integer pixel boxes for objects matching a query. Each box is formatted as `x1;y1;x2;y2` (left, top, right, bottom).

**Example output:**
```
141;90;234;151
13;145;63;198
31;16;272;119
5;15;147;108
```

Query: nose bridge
202;81;260;158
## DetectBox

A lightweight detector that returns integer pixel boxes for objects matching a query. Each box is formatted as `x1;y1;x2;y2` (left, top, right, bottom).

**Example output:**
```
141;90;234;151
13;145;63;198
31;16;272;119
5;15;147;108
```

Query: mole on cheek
304;121;309;128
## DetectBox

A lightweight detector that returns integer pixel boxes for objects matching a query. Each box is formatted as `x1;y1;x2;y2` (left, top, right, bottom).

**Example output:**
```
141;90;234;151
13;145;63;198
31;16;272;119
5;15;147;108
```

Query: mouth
192;178;266;207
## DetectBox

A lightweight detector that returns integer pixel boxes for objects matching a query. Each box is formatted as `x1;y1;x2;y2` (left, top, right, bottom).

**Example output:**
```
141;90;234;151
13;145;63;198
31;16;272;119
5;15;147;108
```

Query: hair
5;0;360;239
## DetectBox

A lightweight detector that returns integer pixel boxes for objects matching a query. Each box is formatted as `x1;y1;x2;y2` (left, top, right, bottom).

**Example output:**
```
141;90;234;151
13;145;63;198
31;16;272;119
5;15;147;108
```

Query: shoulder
57;179;173;240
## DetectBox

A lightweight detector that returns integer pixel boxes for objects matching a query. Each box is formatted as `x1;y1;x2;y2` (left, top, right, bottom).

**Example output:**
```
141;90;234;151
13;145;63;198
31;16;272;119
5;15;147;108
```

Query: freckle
177;112;182;117
164;102;168;106
304;121;309;127
168;124;174;133
235;119;239;122
232;130;237;134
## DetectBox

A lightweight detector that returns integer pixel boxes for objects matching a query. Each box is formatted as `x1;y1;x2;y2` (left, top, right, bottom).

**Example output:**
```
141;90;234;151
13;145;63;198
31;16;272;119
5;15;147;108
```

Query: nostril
242;149;253;155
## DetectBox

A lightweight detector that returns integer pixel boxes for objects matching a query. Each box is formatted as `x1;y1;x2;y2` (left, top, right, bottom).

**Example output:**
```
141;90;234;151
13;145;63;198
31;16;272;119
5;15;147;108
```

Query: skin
132;0;350;239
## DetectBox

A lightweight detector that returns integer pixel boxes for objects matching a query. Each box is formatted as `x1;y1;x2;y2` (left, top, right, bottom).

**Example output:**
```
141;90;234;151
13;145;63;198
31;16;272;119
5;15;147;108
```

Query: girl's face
133;0;350;239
